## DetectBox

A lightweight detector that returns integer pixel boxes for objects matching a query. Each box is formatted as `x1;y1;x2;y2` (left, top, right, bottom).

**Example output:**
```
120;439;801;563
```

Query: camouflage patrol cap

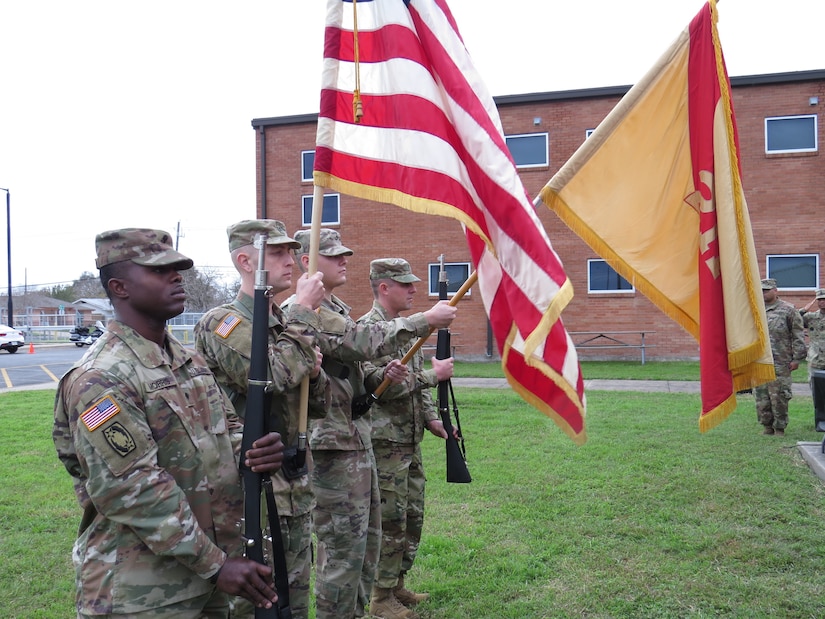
370;258;421;283
95;228;194;270
761;278;777;290
816;289;825;300
293;228;353;257
227;219;300;252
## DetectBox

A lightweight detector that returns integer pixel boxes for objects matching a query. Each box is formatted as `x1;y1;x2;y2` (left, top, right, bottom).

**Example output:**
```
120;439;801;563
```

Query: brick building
251;69;824;360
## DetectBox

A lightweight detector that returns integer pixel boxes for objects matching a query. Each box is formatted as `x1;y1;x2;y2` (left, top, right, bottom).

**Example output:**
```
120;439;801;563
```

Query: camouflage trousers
312;448;381;619
372;440;425;590
78;588;230;618
754;374;793;430
231;511;313;619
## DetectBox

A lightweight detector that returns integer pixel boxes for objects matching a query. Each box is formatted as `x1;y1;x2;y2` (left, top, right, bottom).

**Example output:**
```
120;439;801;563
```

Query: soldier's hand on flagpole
423;300;457;329
384;359;409;384
295;271;325;310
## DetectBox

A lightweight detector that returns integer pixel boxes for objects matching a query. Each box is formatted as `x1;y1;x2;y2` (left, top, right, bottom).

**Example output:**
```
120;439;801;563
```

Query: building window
585;128;595;139
428;262;472;297
504;133;548;168
764;115;817;154
301;194;340;226
766;254;818;290
301;150;315;182
588;259;634;293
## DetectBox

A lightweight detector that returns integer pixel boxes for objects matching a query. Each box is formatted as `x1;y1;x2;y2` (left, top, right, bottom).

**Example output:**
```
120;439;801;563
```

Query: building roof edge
250;69;825;127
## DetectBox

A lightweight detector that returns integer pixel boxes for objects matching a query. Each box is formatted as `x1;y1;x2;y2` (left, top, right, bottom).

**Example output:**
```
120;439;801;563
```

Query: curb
797;441;825;484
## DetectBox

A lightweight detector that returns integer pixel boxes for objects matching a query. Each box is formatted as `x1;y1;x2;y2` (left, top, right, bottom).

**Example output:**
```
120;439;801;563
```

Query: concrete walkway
7;376;824;484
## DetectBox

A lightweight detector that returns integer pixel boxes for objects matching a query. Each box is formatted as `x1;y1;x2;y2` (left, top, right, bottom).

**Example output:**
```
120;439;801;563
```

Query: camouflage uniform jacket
283;293;430;452
801;309;825;371
53;321;241;615
358;301;439;445
764;299;806;376
194;292;328;516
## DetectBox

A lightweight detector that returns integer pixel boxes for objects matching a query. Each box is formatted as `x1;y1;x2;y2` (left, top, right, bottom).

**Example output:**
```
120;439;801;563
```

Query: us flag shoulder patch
81;395;121;431
215;313;242;338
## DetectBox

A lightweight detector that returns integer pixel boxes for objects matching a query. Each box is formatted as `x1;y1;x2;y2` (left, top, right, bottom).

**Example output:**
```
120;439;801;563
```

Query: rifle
239;234;292;618
436;254;471;483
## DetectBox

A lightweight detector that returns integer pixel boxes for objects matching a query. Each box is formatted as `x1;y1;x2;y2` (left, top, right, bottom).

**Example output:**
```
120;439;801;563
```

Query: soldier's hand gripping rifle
239;234;292;619
436;254;471;483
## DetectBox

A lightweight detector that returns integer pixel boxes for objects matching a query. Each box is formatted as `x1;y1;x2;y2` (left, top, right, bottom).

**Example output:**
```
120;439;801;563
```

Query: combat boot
394;575;429;606
370;587;416;619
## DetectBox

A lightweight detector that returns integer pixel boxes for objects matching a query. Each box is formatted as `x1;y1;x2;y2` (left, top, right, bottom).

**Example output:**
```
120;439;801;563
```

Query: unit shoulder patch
81;395;121;431
215;313;242;338
103;421;137;457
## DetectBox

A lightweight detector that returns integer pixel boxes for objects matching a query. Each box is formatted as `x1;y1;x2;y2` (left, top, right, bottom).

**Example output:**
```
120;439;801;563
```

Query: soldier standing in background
359;258;455;619
799;288;825;431
286;229;457;619
194;220;326;619
756;278;806;436
53;228;284;618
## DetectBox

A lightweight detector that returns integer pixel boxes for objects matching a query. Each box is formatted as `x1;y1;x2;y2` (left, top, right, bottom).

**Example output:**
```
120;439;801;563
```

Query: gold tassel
353;89;363;123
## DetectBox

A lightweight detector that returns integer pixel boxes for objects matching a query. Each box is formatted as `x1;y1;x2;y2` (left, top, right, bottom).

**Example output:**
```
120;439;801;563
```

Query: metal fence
17;312;205;345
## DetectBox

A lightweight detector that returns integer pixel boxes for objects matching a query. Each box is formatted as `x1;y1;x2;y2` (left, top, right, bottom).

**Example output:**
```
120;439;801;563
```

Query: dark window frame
301;193;341;226
427;262;472;297
504;132;549;168
587;259;634;294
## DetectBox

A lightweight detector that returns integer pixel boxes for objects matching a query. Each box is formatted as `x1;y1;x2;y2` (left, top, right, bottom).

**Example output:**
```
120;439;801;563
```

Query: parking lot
0;344;86;391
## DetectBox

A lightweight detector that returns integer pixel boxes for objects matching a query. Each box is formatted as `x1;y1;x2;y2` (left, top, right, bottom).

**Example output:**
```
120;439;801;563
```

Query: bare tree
182;267;238;312
72;271;106;298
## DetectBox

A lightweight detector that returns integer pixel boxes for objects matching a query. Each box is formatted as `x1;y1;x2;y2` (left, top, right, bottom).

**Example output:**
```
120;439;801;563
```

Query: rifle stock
437;255;471;484
239;235;290;618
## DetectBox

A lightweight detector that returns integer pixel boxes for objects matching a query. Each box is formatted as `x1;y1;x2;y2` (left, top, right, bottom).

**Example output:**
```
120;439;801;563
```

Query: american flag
314;0;587;442
215;314;242;339
81;395;121;431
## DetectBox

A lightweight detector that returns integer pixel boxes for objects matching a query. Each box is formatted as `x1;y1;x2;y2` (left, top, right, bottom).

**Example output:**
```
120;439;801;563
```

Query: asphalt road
0;343;88;391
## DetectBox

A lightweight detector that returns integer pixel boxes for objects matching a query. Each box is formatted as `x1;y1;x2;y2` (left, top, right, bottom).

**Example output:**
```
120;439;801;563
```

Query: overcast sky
1;0;822;292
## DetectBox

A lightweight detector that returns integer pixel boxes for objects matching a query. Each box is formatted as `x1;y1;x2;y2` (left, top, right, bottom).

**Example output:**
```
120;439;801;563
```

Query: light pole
0;188;10;326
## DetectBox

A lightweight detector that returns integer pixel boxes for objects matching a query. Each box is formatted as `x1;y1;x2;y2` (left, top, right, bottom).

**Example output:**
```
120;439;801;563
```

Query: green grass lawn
3;386;824;618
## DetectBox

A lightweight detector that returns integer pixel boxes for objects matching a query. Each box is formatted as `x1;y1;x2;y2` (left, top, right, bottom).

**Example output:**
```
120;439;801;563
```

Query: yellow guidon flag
538;0;774;432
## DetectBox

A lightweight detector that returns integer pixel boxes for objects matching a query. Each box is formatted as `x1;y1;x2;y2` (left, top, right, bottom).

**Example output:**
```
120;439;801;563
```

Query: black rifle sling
448;380;468;459
262;474;291;613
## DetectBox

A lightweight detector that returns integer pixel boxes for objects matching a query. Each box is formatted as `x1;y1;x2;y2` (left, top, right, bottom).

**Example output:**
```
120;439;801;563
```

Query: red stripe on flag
324;24;431;67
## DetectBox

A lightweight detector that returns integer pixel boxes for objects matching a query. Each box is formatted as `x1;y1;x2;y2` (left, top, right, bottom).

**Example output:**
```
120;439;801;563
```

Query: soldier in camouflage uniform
285;229;456;619
799;288;825;431
358;259;455;619
53;228;284;618
194;220;327;619
755;278;806;436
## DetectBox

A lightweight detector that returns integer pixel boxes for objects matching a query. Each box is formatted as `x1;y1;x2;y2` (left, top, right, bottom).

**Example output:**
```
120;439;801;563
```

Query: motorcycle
69;321;105;347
